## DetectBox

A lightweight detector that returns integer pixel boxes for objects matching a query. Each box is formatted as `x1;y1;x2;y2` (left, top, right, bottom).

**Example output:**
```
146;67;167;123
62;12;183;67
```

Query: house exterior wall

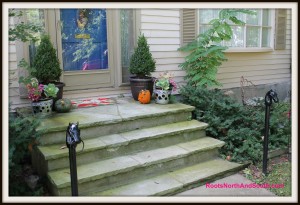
8;14;24;109
8;8;292;109
217;9;292;89
140;9;187;89
142;8;292;90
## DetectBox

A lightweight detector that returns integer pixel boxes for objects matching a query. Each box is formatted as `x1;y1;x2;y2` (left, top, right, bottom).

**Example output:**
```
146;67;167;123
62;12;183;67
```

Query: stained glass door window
60;9;108;71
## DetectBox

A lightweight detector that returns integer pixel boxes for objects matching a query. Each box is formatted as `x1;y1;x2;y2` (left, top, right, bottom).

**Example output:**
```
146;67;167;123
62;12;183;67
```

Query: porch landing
31;97;245;196
37;97;194;133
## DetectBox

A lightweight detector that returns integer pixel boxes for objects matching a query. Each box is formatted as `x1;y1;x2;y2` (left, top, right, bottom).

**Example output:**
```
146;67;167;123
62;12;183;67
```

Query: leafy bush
129;34;156;77
9;111;42;196
9;9;43;42
180;85;291;163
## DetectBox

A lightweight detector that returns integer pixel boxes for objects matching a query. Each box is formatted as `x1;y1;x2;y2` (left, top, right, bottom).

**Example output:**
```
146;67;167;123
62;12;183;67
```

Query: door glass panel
120;9;134;83
60;9;108;71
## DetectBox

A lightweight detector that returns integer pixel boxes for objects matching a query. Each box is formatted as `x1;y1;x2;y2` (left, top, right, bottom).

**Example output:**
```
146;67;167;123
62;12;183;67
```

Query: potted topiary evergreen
129;34;156;101
32;35;65;101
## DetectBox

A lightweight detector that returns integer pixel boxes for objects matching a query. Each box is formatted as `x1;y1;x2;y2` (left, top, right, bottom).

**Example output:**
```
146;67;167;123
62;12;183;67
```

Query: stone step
47;137;225;196
37;103;194;145
92;158;244;196
34;120;208;175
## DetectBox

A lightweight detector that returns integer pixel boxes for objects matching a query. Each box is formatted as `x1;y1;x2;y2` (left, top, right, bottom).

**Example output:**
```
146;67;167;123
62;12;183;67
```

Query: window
198;9;273;49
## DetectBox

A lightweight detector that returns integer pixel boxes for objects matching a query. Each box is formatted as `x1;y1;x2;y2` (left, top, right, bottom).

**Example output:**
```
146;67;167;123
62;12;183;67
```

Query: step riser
39;129;206;175
50;148;220;196
39;111;192;145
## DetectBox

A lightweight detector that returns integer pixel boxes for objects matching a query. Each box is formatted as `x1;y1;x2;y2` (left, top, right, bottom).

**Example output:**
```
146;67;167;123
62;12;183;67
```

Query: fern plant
178;9;255;87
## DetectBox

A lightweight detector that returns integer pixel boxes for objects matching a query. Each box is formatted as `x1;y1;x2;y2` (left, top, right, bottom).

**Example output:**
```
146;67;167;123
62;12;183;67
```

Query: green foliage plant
32;35;62;84
9;110;42;195
129;34;156;78
43;83;59;98
155;72;178;91
155;78;170;90
180;85;291;164
178;9;256;87
9;9;42;42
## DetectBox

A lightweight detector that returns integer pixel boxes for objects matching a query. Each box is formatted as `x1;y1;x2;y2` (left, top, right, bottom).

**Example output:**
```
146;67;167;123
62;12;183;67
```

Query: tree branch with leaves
178;9;256;88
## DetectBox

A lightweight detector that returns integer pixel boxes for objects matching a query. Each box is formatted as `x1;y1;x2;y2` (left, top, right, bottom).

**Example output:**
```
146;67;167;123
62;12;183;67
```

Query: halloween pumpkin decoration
54;98;72;113
138;89;151;104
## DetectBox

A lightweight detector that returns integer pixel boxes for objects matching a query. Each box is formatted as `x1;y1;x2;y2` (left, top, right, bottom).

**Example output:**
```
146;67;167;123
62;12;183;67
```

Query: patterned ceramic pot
32;98;53;116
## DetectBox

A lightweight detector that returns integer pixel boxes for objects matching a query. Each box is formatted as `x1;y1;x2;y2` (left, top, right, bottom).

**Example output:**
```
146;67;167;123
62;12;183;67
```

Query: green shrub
180;85;291;164
32;35;62;84
129;34;156;77
9;111;42;196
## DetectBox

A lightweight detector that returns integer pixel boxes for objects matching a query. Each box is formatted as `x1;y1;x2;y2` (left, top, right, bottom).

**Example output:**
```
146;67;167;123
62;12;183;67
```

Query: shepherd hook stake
263;90;278;175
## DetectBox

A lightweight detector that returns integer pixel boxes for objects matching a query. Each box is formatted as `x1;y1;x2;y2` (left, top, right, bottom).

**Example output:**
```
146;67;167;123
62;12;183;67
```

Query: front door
57;9;114;91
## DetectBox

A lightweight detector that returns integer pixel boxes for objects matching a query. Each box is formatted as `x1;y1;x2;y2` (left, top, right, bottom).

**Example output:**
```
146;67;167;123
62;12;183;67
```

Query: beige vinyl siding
9;15;31;109
142;8;291;92
140;9;186;89
9;14;19;95
216;9;291;89
9;19;20;98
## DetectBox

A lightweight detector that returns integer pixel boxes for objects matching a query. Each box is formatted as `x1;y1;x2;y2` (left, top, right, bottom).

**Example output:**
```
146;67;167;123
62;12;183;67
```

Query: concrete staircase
32;98;244;196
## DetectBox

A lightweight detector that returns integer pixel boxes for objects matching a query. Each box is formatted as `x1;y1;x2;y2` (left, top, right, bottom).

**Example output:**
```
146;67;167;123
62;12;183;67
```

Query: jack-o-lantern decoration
138;89;151;104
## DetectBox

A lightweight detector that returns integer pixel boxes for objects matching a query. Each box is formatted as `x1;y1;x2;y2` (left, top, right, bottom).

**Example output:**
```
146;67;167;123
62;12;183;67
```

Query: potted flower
154;72;177;104
26;77;58;116
129;34;156;101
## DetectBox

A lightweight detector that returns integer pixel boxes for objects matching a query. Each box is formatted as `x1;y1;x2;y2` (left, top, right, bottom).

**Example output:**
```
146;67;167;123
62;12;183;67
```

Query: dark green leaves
129;34;156;77
32;35;62;83
180;85;291;164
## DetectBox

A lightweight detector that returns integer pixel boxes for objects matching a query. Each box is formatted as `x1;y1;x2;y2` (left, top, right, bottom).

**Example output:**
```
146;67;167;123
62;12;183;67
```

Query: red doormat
71;97;115;108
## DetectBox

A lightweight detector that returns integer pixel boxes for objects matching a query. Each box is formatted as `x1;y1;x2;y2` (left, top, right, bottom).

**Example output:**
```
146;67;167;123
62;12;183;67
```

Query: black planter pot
54;82;65;100
129;76;154;101
52;82;65;111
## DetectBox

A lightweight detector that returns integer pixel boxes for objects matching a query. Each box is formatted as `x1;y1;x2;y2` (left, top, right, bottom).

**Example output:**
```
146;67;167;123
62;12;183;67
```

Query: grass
241;154;291;196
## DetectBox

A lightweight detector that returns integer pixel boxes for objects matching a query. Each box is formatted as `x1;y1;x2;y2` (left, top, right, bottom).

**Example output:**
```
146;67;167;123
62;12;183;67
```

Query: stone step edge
40;120;209;160
48;137;225;189
91;158;245;196
37;105;195;133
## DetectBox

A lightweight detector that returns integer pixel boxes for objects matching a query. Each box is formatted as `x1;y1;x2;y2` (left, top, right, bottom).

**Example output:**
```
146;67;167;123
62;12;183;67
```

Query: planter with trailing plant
129;34;156;101
25;77;58;116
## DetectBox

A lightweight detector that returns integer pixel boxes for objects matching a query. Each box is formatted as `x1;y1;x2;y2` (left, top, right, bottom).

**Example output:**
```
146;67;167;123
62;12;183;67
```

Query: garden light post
263;89;278;175
66;122;83;196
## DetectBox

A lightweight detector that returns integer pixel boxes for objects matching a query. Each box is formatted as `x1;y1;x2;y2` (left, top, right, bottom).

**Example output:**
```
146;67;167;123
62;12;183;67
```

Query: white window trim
197;9;276;53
